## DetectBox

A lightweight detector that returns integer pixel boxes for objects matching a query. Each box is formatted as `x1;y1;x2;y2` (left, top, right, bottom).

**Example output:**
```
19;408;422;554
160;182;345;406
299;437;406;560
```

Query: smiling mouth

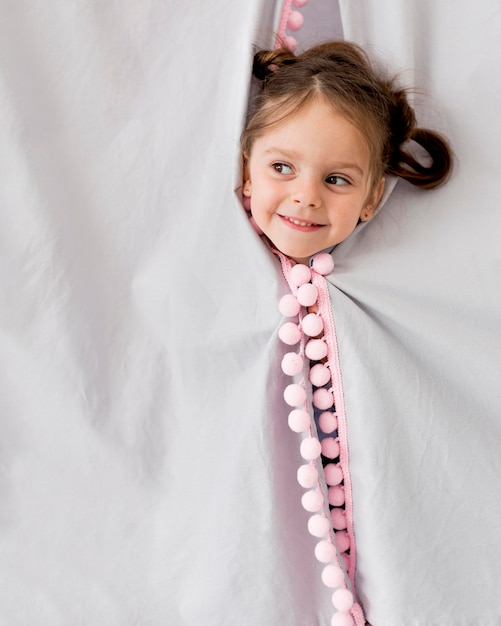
280;215;324;228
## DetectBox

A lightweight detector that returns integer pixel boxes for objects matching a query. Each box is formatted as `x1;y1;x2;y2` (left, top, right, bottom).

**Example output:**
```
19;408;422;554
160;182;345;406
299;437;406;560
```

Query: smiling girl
242;41;452;263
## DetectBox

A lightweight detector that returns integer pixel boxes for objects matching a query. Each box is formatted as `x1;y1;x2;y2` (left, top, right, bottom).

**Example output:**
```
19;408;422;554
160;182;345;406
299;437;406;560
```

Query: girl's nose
292;177;321;208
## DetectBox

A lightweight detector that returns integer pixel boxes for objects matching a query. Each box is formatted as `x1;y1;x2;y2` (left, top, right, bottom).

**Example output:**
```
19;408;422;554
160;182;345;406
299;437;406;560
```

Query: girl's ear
243;180;252;197
360;178;385;221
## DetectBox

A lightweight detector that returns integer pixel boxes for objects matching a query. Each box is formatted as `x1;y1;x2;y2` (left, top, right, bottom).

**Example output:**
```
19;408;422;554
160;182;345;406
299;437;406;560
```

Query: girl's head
241;41;452;263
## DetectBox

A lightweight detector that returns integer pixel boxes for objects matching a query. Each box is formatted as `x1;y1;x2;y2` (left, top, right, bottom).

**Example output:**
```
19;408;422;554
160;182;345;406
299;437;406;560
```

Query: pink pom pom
328;485;345;507
335;530;350;553
324;463;343;486
292;0;308;7
312;253;334;276
331;589;354;612
249;216;263;234
290;263;311;286
281;352;304;376
285;35;297;52
309;363;331;387
242;195;251;211
279;294;301;317
314;540;337;563
288;409;310;433
278;322;301;345
297;283;318;307
307;514;331;538
301;313;324;337
287;10;304;31
331;612;354;626
284;383;306;407
318;411;338;434
297;463;318;488
321;437;340;459
321;564;345;588
300;436;321;460
313;388;334;410
331;508;347;530
301;489;324;512
305;338;328;360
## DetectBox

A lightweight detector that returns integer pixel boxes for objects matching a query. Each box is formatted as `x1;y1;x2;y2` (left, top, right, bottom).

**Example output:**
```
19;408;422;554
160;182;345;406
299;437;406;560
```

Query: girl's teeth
287;217;314;226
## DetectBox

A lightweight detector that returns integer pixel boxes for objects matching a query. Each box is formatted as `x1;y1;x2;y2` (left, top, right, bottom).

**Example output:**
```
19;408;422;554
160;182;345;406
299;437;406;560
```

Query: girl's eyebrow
263;147;301;159
329;163;365;175
263;147;365;175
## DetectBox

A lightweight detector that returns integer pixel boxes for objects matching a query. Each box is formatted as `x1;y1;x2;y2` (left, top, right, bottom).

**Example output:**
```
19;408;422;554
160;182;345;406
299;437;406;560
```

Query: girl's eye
272;162;293;175
326;175;350;186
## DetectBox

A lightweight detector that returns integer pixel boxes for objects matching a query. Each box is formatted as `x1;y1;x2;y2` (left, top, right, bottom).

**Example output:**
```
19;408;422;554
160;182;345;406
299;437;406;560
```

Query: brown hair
241;41;452;191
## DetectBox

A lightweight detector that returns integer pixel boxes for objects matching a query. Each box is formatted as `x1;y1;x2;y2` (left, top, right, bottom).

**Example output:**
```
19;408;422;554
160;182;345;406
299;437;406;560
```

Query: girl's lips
279;214;325;232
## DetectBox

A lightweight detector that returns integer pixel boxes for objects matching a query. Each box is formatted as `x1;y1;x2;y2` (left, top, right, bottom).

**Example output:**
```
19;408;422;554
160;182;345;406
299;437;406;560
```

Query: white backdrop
0;1;500;625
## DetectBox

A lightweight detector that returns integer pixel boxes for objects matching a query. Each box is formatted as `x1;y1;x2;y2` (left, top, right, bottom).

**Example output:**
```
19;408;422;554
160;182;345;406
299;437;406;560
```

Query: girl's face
243;99;384;264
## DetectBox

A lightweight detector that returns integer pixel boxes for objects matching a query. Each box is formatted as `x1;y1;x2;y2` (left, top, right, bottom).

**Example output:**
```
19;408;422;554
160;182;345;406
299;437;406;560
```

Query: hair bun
252;49;297;81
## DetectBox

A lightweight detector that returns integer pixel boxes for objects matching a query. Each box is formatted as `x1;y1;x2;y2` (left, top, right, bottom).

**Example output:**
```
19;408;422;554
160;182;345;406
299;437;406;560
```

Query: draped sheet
336;2;501;623
0;1;500;625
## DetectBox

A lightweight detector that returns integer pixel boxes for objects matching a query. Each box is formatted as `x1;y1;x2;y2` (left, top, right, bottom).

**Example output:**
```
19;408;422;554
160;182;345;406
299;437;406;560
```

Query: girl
240;41;453;626
241;41;452;264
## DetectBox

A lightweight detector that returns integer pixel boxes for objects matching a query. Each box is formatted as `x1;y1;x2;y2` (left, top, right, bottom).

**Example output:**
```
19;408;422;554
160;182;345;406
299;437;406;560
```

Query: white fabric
336;2;501;624
1;1;500;625
0;2;333;624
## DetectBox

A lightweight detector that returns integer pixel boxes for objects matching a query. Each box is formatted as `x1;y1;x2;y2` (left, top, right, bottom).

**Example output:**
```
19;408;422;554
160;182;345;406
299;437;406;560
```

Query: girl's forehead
254;99;370;159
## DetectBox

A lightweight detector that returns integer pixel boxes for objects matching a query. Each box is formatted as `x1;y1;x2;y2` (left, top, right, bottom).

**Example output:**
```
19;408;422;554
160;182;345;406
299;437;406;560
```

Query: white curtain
1;1;500;624
336;1;501;624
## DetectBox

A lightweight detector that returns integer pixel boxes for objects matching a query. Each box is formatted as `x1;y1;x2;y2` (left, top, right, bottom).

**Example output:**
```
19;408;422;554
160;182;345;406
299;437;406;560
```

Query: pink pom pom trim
335;531;350;553
321;564;345;588
302;313;324;337
312;387;334;410
297;283;318;307
324;463;344;486
321;437;340;459
301;489;324;512
297;463;318;488
279;294;301;317
318;411;338;434
305;338;328;360
284;383;307;407
331;588;354;612
288;408;310;433
290;263;311;286
285;35;297;51
300;436;322;460
278;322;301;345
309;363;331;387
328;485;345;507
314;540;337;563
307;514;331;538
272;248;363;622
331;508;347;531
331;613;354;626
281;352;304;376
312;252;334;276
287;9;304;31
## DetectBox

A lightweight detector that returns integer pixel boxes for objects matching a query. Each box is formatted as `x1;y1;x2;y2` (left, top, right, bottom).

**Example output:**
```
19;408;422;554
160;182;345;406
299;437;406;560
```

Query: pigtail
252;49;297;81
386;88;452;189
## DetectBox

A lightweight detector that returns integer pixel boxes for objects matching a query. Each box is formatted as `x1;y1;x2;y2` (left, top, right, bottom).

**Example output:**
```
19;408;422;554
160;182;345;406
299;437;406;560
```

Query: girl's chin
279;246;317;265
